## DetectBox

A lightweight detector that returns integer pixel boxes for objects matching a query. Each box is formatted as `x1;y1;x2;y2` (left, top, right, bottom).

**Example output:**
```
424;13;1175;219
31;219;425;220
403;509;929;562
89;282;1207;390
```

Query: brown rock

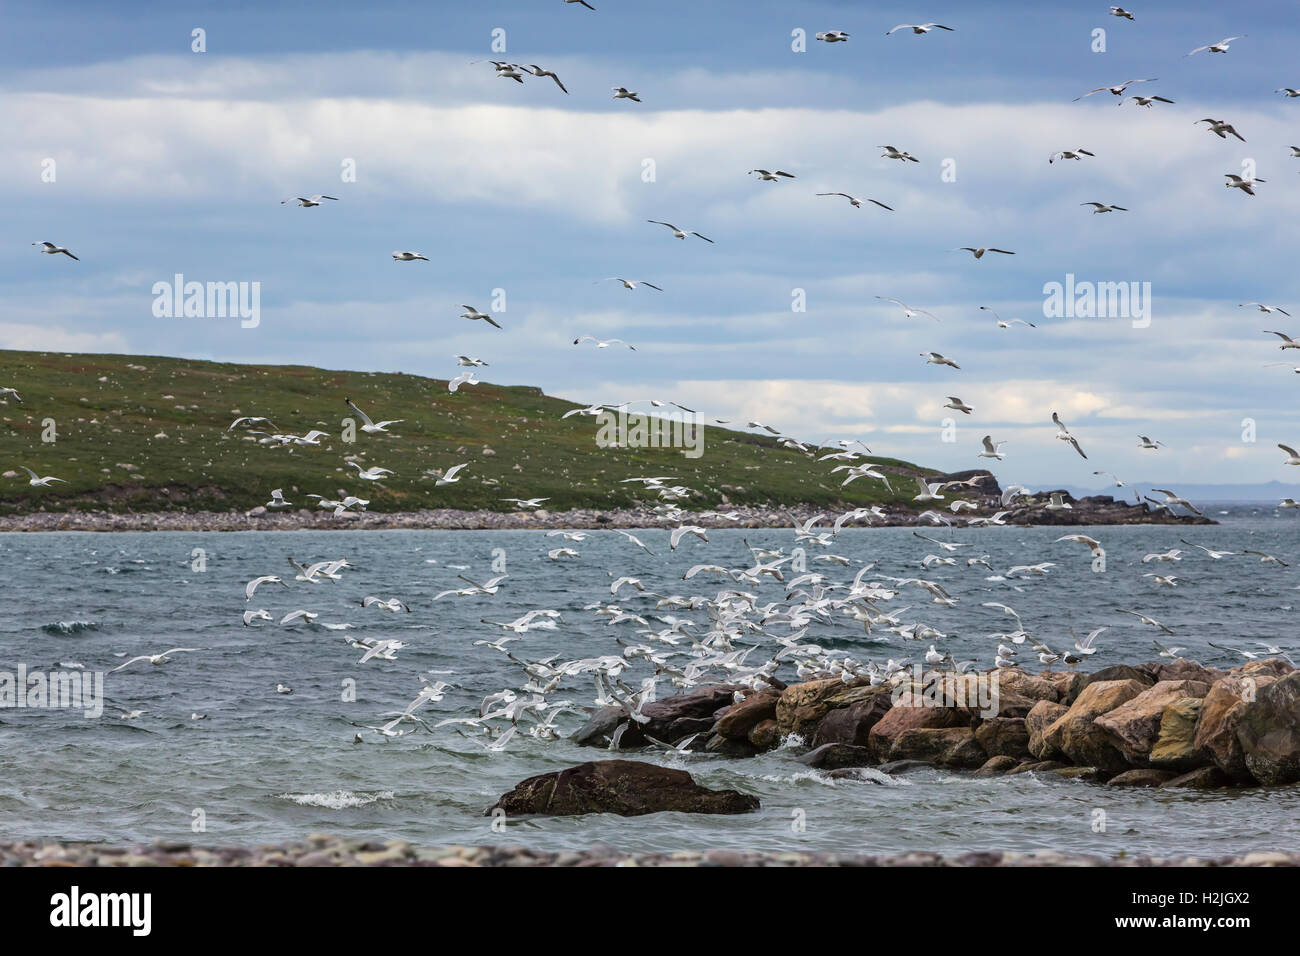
1149;698;1205;770
972;755;1020;777
1006;760;1068;775
1106;768;1178;787
1237;658;1294;679
776;678;867;738
1160;766;1230;790
490;760;759;817
1094;680;1211;766
1039;670;1087;704
1195;674;1279;781
867;694;967;760
715;690;779;740
748;719;780;751
1150;659;1225;685
994;668;1061;703
1026;700;1069;760
888;727;986;768
797;743;875;769
810;693;893;748
1083;664;1155;688
974;717;1031;760
1236;671;1300;785
1044;679;1147;771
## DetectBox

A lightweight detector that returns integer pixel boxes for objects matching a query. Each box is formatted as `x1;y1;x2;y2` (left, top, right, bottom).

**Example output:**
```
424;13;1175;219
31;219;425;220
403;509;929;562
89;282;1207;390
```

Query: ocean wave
276;789;395;809
41;621;101;635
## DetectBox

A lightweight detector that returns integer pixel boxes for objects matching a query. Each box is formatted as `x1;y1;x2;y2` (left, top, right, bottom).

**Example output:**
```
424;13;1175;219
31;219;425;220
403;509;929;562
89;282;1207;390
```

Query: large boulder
1194;673;1279;781
715;690;780;740
974;717;1031;760
569;706;626;747
1160;766;1230;790
995;669;1061;704
973;755;1021;777
1149;659;1225;685
1083;664;1155;688
1106;768;1178;788
867;693;968;760
1094;680;1210;766
1148;698;1206;770
570;684;747;749
797;743;875;770
1026;700;1069;760
748;719;780;751
776;678;868;738
1236;671;1300;785
490;760;759;817
887;727;986;768
810;693;893;748
1042;678;1146;771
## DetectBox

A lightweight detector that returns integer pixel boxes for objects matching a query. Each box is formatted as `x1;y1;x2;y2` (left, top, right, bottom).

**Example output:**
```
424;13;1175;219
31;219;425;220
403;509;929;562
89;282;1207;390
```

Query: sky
3;0;1300;488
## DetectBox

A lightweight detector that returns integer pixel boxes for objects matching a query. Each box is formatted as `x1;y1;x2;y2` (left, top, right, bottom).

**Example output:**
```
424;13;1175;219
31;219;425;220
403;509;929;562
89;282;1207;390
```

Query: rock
974;717;1031;760
1236;671;1300;785
748;719;780;751
1083;664;1156;688
810;694;893;748
1160;766;1230;790
1006;760;1069;775
570;706;627;747
1043;679;1147;771
972;755;1020;777
1194;674;1279;781
1150;659;1225;685
775;678;868;738
715;690;780;740
1026;700;1069;760
867;693;968;760
1094;680;1211;766
641;684;747;742
490;760;759;817
875;759;931;775
1106;768;1178;787
702;733;758;758
1238;658;1294;679
994;669;1061;704
1039;670;1086;704
888;727;986;768
797;743;875;770
1054;766;1101;780
1148;698;1205;771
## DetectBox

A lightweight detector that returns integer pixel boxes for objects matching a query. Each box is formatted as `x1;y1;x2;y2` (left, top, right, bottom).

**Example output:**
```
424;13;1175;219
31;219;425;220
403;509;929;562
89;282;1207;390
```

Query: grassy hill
0;349;940;515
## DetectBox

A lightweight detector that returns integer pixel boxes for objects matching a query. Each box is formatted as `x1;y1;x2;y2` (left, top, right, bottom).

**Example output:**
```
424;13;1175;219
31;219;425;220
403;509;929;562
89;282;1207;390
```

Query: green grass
0;349;946;515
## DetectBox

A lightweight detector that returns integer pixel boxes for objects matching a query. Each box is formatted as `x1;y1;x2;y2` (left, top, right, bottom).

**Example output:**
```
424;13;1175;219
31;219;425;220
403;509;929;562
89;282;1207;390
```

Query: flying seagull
886;23;954;35
815;192;892;210
32;241;78;260
282;195;338;207
647;220;713;242
459;305;502;328
1073;78;1156;100
956;247;1015;259
1049;148;1095;163
1186;36;1245;56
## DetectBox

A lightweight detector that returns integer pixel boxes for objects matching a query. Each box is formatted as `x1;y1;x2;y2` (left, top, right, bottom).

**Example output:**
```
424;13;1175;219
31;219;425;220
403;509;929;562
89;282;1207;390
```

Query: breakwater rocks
2;836;1296;867
490;760;760;817
0;494;1210;533
572;658;1300;789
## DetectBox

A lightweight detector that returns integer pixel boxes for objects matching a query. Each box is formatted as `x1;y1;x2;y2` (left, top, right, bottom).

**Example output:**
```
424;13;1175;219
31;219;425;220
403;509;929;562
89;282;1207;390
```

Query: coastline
4;836;1295;867
0;498;1213;533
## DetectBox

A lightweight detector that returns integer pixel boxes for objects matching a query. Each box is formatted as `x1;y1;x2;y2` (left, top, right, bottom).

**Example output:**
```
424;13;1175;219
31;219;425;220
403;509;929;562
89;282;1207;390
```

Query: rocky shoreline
0;493;1211;533
565;657;1300;792
2;835;1295;867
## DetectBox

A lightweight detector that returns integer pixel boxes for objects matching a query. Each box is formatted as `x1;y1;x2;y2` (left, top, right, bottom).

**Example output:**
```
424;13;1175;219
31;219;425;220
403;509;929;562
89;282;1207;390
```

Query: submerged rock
491;760;760;817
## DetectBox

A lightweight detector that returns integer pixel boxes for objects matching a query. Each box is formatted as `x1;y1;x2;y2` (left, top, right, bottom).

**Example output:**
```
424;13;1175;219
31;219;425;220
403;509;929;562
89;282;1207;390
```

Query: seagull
1241;303;1290;318
245;574;289;600
1179;538;1236;559
1074;78;1156;100
564;0;595;9
1137;435;1164;448
877;297;938;321
345;398;402;434
748;169;796;181
944;396;972;414
1117;609;1175;634
347;461;395;481
266;489;292;509
1153;641;1186;660
1049;148;1095;163
393;251;429;261
1186;36;1245;56
1045;493;1073;511
1120;95;1175;107
647;220;712;242
1058;534;1105;558
227;416;277;431
615;530;655;555
815;30;850;42
878;145;920;163
243;609;273;626
455;354;489;367
501;497;550;509
912;477;946;503
573;335;636;350
276;684;294;695
0;387;22;403
1081;201;1128;214
523;64;568;93
601;278;662;292
448;370;479;394
670;525;709;550
279;610;318;626
1051;413;1088;459
17;466;65;487
459;305;502;329
612;87;641;101
1073;626;1108;655
956;247;1015;259
110;648;200;672
1225;174;1264;196
1108;6;1135;20
1280;444;1300;466
815;192;892;211
1280;498;1300;509
1197;118;1245;142
436;463;469;486
921;352;960;369
886;23;954;35
32;241;79;260
1264;330;1300;350
1277;88;1300;98
980;307;1035;328
281;194;338;207
1244;550;1289;566
978;436;1008;460
1148;488;1204;516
